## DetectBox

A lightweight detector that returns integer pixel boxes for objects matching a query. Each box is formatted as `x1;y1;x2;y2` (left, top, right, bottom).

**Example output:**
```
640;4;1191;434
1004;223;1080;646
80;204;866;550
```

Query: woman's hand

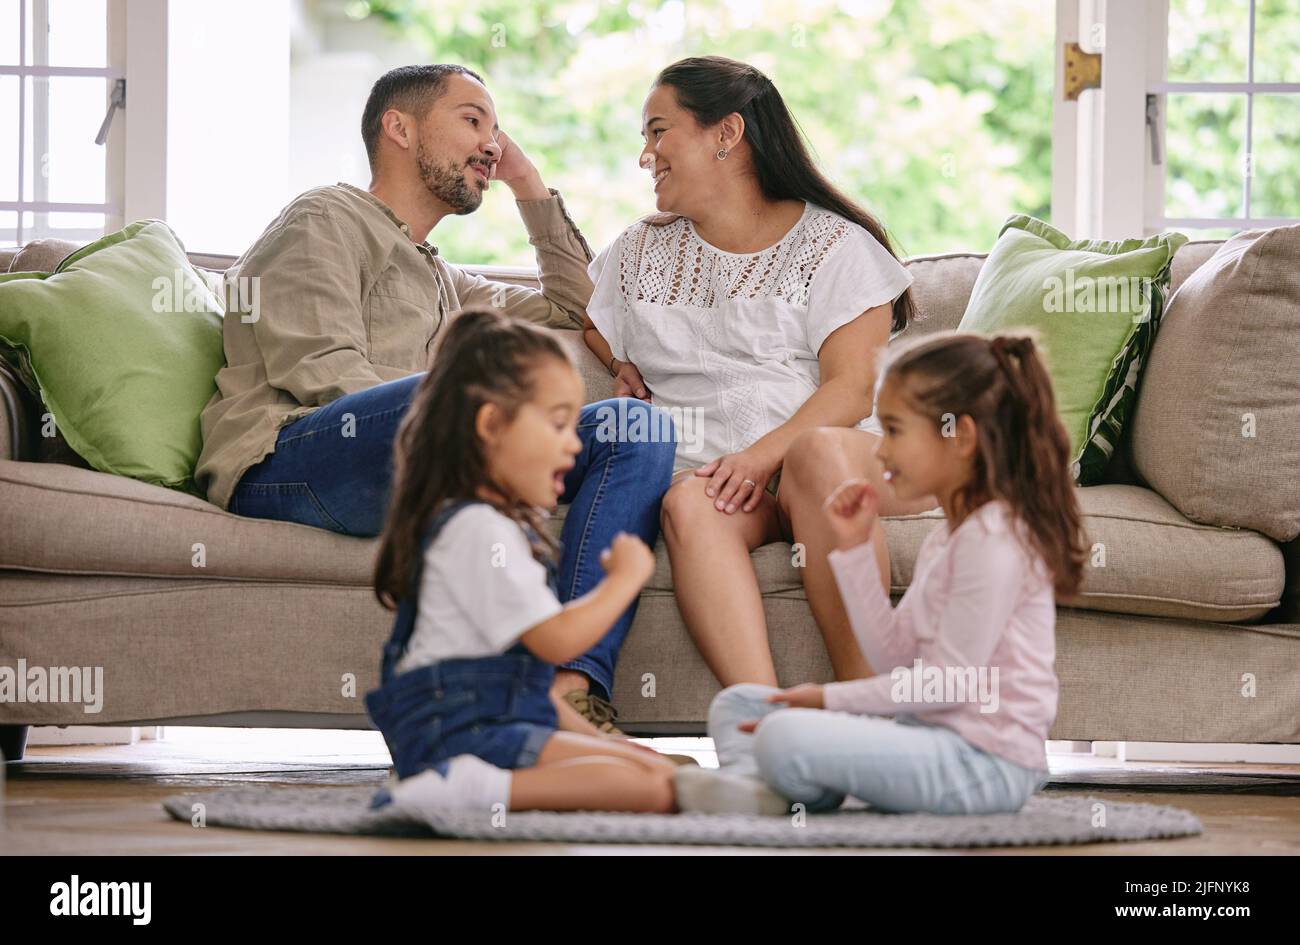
611;359;652;402
694;446;780;514
822;477;880;550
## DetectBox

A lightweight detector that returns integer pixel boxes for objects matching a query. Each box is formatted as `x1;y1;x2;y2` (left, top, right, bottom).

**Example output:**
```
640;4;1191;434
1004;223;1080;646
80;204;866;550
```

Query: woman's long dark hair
880;331;1087;597
373;307;571;611
655;55;915;333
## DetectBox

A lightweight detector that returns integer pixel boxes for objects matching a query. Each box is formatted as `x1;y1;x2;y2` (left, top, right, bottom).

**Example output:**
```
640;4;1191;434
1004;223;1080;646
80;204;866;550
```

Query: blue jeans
230;374;677;699
709;684;1049;815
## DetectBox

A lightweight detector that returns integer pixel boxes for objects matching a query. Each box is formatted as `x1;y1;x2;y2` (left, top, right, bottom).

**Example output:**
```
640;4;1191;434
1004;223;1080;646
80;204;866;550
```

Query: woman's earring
716;148;729;161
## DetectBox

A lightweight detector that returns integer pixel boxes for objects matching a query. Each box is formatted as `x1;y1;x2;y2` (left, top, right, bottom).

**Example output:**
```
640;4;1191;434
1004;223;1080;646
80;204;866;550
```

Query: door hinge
1064;42;1102;100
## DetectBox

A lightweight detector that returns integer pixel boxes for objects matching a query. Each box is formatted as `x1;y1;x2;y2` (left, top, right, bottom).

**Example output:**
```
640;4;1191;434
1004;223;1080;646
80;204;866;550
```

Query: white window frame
1;0;126;246
1150;0;1300;230
1054;0;1300;240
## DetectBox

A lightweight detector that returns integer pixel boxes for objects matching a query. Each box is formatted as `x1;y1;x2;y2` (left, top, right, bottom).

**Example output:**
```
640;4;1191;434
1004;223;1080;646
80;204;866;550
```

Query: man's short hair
361;64;485;170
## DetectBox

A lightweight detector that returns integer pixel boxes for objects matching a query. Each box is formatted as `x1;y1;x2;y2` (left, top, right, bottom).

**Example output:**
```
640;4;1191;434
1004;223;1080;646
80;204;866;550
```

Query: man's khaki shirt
194;182;593;510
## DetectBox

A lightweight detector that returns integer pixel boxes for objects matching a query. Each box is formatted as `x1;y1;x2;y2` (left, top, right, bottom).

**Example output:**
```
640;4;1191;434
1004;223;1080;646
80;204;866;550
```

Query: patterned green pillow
958;215;1187;484
0;272;47;393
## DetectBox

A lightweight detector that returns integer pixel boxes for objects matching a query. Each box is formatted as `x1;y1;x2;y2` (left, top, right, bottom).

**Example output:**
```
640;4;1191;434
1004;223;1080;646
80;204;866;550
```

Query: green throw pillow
0;220;225;495
957;215;1187;484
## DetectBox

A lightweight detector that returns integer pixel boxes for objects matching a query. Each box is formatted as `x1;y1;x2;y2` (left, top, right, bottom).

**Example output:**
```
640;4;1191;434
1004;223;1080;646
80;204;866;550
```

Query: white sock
383;755;512;823
673;765;790;816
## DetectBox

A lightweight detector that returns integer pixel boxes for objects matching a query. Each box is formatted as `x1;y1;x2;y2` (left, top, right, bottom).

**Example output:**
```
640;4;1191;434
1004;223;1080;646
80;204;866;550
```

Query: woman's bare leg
508;731;677;812
661;470;785;687
776;427;938;681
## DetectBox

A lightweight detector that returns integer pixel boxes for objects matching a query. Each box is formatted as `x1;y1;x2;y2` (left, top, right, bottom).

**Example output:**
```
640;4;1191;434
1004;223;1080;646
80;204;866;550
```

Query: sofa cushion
555;328;615;404
636;483;1280;624
899;252;988;337
877;485;1282;622
2;460;1277;624
1168;240;1226;292
7;238;80;274
0;459;378;585
1132;224;1300;543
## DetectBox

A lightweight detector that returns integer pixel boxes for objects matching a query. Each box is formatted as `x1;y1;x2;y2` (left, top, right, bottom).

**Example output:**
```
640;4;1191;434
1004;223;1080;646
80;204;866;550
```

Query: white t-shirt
587;202;914;473
394;503;563;674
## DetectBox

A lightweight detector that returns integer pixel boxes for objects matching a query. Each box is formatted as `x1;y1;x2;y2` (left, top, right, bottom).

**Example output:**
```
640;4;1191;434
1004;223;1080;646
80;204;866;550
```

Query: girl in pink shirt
675;331;1088;815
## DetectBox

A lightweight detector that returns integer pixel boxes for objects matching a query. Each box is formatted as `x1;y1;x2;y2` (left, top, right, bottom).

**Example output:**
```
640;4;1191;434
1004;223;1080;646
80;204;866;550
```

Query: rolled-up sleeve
449;189;594;330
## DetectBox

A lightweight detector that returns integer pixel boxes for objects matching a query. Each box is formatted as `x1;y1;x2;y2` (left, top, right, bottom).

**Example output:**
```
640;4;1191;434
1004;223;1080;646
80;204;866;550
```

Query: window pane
1254;0;1300;82
1251;94;1300;217
1165;93;1247;218
0;0;19;64
21;209;104;242
23;0;107;67
0;211;17;247
22;75;108;203
47;0;107;67
0;75;16;201
1168;0;1250;82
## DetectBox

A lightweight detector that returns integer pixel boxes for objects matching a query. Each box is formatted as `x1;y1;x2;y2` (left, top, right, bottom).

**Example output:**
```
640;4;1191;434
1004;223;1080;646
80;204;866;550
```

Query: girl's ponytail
985;335;1087;597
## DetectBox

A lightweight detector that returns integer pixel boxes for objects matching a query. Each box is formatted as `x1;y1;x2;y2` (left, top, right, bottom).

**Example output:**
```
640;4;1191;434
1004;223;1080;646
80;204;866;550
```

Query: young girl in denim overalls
366;308;678;821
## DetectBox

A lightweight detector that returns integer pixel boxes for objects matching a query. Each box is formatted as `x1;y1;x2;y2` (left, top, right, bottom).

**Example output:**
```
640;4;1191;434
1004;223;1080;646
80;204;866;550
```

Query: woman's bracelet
607;353;619;376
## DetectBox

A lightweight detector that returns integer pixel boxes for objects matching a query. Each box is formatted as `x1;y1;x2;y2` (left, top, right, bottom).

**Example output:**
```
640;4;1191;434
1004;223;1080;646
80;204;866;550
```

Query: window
1055;0;1300;242
296;0;1055;264
0;0;123;247
1155;0;1300;236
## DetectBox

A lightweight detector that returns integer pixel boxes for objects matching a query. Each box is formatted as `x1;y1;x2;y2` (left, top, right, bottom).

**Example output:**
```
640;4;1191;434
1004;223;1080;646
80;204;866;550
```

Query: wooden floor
3;729;1298;855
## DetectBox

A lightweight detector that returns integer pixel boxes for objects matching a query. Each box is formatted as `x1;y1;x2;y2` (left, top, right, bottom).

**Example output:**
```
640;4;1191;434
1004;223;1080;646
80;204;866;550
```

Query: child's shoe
672;765;791;816
370;754;511;824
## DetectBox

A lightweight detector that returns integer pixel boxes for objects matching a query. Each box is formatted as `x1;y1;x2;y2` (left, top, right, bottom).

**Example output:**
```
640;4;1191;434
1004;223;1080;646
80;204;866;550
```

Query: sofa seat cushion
631;483;1280;624
877;485;1282;623
0;459;378;585
2;462;1281;625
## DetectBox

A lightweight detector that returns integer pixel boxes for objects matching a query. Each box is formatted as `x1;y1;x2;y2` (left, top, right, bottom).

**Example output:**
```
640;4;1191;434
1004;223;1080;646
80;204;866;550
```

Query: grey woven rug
162;786;1202;848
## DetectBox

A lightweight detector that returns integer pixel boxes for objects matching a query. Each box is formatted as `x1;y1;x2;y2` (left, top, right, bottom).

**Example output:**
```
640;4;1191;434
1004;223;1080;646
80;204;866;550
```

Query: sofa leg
1;725;29;762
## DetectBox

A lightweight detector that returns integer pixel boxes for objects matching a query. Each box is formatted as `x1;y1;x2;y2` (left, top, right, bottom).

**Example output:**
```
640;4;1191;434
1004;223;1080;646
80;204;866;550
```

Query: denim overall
365;499;560;778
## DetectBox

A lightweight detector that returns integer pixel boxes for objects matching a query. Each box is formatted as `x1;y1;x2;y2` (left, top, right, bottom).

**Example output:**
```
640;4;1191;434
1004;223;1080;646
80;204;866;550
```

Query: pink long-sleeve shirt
824;499;1058;772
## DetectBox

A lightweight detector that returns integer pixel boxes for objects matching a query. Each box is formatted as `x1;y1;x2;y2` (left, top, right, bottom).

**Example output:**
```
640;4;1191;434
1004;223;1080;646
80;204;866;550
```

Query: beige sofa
3;235;1298;761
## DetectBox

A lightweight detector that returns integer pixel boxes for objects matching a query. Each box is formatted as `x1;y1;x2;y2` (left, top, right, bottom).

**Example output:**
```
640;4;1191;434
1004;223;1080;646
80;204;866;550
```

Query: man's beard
416;142;485;215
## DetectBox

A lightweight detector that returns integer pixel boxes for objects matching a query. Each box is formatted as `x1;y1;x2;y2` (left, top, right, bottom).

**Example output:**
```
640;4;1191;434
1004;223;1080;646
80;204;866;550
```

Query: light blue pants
709;684;1049;815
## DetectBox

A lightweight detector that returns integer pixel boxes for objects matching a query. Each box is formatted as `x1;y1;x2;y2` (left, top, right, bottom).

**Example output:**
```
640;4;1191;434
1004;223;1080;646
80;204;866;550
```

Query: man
194;64;675;738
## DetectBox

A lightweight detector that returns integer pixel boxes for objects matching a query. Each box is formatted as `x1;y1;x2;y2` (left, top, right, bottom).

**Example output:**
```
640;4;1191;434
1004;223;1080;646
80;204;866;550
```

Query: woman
582;56;936;688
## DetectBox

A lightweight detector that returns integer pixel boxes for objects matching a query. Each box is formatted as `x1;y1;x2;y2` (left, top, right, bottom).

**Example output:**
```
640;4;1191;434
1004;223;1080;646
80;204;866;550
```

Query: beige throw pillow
1131;225;1300;542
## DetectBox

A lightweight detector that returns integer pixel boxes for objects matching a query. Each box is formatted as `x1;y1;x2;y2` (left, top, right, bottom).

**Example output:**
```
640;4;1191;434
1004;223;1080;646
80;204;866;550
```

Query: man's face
411;73;501;215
